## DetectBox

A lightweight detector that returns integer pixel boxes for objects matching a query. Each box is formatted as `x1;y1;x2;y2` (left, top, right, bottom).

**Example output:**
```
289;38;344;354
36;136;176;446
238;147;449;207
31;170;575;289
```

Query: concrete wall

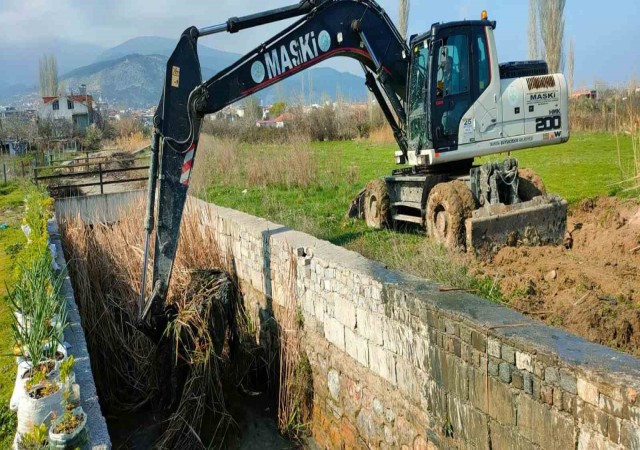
189;197;640;450
55;190;145;225
48;220;111;449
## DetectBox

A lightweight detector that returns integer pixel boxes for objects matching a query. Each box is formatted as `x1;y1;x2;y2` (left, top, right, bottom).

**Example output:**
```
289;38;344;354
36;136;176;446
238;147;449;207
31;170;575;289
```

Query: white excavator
137;0;569;342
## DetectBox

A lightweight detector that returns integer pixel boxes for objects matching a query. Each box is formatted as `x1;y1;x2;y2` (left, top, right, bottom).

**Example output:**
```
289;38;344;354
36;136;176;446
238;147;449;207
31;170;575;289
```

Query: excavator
137;0;569;342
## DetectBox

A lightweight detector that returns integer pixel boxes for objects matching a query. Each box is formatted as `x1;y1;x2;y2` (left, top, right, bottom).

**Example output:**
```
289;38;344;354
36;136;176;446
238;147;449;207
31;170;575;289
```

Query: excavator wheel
364;179;390;229
450;180;476;216
518;168;547;201
426;182;468;250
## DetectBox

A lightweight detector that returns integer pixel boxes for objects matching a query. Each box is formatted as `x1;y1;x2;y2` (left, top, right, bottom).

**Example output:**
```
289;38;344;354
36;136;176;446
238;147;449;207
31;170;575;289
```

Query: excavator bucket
465;194;568;256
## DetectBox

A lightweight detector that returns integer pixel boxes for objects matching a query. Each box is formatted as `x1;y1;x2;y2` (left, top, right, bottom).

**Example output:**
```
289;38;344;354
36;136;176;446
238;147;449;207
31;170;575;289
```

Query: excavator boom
138;0;410;338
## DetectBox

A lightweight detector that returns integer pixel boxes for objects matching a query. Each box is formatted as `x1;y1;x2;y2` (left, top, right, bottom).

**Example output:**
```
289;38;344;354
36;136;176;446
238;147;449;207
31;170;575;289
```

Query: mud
475;196;640;355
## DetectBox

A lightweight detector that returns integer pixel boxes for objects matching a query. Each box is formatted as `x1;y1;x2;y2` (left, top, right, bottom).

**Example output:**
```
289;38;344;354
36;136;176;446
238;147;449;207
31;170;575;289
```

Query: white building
38;94;94;132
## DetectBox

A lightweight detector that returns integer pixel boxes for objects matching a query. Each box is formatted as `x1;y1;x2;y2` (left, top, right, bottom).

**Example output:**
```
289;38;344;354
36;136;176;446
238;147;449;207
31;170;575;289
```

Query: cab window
407;42;429;151
436;34;469;98
474;31;490;94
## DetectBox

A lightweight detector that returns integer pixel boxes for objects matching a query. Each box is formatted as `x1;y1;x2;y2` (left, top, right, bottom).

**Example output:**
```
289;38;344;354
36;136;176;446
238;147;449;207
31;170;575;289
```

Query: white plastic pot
12;344;68;413
48;407;88;450
16;381;64;437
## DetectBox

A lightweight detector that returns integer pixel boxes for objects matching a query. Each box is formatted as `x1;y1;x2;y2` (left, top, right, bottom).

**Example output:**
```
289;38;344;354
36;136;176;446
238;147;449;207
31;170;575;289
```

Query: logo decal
252;30;331;83
251;61;266;84
318;30;331;53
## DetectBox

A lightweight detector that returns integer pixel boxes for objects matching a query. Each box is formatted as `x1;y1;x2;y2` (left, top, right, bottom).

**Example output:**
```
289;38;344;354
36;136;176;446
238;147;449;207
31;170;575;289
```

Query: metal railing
32;157;149;195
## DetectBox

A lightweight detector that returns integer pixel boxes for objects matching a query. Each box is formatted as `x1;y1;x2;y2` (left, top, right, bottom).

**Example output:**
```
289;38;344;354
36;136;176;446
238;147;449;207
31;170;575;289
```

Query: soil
475;196;640;355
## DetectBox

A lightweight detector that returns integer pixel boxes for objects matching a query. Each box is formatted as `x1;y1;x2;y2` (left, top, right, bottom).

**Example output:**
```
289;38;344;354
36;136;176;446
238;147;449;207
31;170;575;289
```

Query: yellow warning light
481;10;488;20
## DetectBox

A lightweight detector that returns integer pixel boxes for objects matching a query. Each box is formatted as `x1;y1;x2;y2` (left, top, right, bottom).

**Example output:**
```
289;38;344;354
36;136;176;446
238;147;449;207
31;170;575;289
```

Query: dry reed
61;200;246;448
277;252;312;439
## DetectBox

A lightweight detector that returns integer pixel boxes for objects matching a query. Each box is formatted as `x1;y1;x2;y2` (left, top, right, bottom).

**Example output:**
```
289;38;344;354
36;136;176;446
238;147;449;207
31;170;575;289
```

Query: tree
84;124;103;151
567;38;575;94
39;54;59;97
244;96;263;121
528;0;539;60
399;0;410;40
270;101;287;117
537;0;566;73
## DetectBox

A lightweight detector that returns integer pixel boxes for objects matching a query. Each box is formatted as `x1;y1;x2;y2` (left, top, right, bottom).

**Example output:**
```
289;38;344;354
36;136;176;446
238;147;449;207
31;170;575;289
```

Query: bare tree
537;0;566;73
399;0;410;40
39;54;59;97
567;38;575;94
528;0;539;60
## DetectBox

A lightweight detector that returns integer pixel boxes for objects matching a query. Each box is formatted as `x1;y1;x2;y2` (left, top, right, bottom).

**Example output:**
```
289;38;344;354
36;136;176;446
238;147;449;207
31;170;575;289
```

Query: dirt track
476;196;640;355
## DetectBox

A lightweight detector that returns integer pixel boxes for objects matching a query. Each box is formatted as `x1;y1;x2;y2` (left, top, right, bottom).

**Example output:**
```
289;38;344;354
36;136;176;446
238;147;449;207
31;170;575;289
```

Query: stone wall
189;197;640;449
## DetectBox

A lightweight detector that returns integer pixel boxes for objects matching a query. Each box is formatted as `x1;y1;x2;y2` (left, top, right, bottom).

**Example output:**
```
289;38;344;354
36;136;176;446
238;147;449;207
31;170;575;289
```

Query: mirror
439;46;449;67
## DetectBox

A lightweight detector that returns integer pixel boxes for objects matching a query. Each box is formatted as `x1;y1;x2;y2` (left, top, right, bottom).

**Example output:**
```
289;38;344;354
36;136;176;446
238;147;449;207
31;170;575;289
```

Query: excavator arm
138;0;410;340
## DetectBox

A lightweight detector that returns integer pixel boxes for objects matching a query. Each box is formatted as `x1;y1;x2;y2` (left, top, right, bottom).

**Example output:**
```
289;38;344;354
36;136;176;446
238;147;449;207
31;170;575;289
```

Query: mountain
63;54;166;108
3;36;367;108
96;36;240;72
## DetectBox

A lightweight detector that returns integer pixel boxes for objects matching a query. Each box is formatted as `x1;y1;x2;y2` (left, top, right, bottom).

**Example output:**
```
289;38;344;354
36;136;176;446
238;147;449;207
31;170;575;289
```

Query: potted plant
9;253;67;412
48;368;87;450
14;423;48;450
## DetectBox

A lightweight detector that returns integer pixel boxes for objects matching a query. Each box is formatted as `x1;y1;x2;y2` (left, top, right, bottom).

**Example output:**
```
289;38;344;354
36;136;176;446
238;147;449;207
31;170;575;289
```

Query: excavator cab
406;19;498;161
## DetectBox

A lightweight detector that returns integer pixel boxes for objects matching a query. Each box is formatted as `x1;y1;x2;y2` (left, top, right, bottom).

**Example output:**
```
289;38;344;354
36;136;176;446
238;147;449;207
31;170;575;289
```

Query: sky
0;0;638;87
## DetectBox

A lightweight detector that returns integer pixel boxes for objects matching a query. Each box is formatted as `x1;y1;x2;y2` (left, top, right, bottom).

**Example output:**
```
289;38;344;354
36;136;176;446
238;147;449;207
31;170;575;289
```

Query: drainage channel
55;199;309;449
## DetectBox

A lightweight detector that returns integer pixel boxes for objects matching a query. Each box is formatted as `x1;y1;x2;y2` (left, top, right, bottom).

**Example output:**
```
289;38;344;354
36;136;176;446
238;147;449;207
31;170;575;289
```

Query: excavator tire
450;180;476;217
364;179;390;229
518;168;547;201
426;182;467;250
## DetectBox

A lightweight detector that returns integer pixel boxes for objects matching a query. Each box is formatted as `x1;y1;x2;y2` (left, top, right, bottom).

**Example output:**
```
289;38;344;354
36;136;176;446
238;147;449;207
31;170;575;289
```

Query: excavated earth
474;196;640;356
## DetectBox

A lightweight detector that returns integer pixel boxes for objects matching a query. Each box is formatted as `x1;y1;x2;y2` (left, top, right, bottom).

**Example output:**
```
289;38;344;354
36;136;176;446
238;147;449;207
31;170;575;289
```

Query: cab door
472;27;502;143
431;29;473;152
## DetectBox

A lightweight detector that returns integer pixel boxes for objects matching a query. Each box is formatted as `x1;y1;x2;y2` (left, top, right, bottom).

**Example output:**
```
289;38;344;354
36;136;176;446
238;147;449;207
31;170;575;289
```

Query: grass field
0;183;25;447
196;131;637;299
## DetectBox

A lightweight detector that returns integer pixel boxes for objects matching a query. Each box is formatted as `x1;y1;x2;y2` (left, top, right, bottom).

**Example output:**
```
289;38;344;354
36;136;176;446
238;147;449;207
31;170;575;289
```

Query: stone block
469;367;488;413
562;392;577;415
369;342;396;385
512;370;524;390
516;352;533;373
345;327;369;367
517;393;576;449
560;369;578;395
523;372;533;395
446;394;489;445
577;378;600;406
328;369;341;401
440;351;469;401
499;362;512;384
578;399;608;436
578;429;617;450
545;366;560;385
488;358;499;377
396;357;422;400
599;394;627;420
488;338;501;358
621;420;640;449
501;344;516;364
334;297;356;329
325;317;345;351
471;331;487;353
357;308;384;346
488;377;515;425
490;420;538;450
608;416;621;444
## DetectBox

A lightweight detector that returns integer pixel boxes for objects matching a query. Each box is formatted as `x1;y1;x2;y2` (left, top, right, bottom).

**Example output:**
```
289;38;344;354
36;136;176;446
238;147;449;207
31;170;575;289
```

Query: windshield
407;41;429;151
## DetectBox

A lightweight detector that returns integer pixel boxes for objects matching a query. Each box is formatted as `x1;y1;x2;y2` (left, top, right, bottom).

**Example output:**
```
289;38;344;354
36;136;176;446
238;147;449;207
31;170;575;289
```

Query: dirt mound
477;196;640;355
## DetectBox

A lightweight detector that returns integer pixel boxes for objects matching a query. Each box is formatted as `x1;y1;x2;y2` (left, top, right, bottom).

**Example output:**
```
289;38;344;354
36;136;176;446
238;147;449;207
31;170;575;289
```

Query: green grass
201;131;637;298
0;182;26;447
491;132;638;203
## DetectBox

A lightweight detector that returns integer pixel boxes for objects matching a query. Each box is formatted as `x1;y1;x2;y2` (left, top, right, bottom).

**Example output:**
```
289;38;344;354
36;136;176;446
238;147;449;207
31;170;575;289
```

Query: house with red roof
38;88;94;132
